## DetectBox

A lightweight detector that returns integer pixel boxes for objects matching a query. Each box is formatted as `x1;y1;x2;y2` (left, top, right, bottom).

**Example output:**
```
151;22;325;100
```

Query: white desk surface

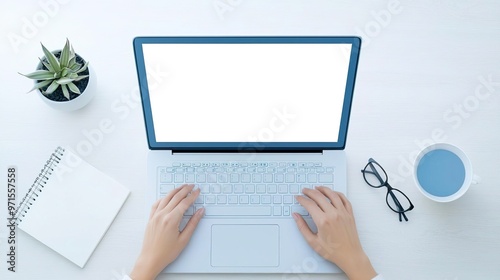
1;1;499;279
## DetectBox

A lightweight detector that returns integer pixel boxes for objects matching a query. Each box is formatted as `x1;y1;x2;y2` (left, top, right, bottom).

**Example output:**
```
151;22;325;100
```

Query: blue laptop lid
133;36;361;151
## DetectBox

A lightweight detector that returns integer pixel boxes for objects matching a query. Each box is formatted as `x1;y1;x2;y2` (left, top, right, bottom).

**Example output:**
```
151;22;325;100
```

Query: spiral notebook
15;146;130;268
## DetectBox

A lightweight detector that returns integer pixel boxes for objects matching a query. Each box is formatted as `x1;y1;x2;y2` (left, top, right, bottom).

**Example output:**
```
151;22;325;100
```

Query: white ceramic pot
38;63;96;112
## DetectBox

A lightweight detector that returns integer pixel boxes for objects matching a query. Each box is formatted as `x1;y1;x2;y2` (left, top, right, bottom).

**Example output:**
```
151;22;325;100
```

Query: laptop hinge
172;149;325;154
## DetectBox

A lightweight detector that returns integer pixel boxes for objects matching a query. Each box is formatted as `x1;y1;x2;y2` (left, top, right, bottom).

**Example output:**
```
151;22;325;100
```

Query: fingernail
199;208;205;216
193;184;199;190
292;213;298;221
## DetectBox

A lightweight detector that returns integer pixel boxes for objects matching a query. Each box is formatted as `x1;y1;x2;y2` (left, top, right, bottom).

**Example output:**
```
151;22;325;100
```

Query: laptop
133;36;361;273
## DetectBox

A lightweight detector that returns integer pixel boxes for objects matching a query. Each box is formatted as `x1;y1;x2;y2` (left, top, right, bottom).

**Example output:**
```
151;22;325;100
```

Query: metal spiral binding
14;146;65;225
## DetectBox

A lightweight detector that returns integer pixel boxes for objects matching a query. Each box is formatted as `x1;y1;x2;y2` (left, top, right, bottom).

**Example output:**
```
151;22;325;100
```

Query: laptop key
291;206;309;216
230;173;239;183
307;173;317;183
283;195;293;204
174;173;184;183
239;195;249;204
160;173;173;183
263;173;273;183
228;195;238;204
318;173;334;183
205;195;216;204
245;184;255;194
204;206;272;216
196;173;206;183
256;184;266;194
273;206;282;216
241;173;251;183
267;184;277;194
252;174;262;183
296;173;306;183
217;195;227;204
185;173;195;183
222;184;232;194
207;173;217;183
218;173;228;183
274;173;284;182
261;195;271;204
278;184;288;194
160;184;175;194
234;184;244;193
283;206;290;216
289;184;299;194
210;184;221;194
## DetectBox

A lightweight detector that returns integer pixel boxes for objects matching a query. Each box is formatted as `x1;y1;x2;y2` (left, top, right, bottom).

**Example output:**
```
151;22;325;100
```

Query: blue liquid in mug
416;149;466;197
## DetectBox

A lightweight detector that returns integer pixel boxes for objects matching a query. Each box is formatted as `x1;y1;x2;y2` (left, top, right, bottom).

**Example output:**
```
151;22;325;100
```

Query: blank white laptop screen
142;43;352;143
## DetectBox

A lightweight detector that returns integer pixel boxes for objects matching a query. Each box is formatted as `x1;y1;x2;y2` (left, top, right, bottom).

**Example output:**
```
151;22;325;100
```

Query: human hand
130;184;204;280
293;186;377;280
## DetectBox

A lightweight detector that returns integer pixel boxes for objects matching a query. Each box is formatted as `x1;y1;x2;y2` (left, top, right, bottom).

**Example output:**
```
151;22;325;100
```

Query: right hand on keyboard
293;186;377;280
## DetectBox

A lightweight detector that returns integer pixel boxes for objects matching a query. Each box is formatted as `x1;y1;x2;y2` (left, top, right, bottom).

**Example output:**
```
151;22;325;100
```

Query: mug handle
472;174;481;185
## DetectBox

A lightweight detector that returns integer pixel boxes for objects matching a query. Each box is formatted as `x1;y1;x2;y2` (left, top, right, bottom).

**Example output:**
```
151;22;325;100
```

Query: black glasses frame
361;158;414;222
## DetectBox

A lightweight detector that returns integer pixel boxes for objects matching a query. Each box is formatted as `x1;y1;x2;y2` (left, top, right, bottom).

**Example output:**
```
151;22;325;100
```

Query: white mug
413;143;480;203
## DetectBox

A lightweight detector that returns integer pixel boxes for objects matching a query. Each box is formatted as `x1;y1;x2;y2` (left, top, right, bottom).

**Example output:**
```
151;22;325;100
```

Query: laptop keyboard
157;162;334;218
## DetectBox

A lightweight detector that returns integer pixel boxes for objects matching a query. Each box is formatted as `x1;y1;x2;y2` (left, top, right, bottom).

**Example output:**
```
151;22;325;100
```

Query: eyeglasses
361;158;414;222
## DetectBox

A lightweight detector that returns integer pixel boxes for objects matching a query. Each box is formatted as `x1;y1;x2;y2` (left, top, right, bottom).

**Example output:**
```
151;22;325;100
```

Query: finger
174;188;200;217
179;208;205;246
157;186;184;211
292;212;317;248
316;186;344;210
336;191;353;215
302;188;335;213
296;195;324;223
163;184;195;213
149;198;162;220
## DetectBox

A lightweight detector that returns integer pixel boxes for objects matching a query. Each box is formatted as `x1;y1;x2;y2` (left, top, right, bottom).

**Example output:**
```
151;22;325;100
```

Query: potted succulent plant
19;39;95;111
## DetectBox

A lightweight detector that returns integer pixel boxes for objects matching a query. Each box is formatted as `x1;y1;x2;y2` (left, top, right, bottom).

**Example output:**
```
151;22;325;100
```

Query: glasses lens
363;162;387;187
387;189;412;212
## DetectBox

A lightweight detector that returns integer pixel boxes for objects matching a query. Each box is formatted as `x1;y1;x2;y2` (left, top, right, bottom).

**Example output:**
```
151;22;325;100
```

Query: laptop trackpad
211;224;279;267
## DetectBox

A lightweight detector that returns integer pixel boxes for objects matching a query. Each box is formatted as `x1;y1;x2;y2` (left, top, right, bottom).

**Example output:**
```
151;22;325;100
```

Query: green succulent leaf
19;70;55;80
67;82;80;94
56;77;75;85
41;43;60;73
28;80;52;92
68;73;78;79
61;67;69;77
61;84;70;100
38;57;55;72
75;61;89;74
59;39;71;68
70;63;81;71
73;75;89;81
44;80;60;94
68;56;77;67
